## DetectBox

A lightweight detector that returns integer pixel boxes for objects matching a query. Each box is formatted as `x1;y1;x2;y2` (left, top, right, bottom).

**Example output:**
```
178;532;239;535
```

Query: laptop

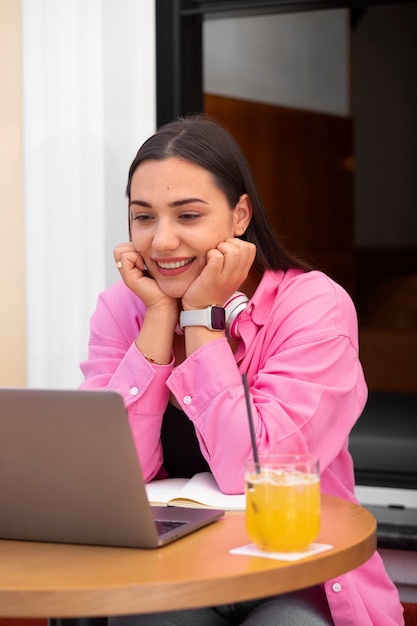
0;388;224;548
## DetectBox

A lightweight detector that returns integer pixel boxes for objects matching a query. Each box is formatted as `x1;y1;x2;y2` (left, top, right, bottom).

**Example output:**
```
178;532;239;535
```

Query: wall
0;0;26;386
1;0;156;389
204;9;349;116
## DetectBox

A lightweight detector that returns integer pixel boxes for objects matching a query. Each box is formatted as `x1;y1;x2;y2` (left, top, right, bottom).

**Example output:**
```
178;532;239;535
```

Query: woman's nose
152;221;179;251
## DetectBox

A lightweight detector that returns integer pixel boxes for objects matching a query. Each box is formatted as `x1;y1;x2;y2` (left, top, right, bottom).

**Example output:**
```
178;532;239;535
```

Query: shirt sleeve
79;282;173;481
167;271;368;494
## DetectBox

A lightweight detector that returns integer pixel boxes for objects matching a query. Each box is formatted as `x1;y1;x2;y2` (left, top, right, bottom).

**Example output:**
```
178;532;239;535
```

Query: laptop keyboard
155;519;188;535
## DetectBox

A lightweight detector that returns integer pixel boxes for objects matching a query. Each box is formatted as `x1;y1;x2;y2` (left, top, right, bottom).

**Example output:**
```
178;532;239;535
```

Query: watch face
211;306;226;330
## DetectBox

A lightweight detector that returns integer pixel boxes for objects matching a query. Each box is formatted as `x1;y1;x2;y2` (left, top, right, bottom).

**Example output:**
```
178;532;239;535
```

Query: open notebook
0;388;224;548
146;472;245;510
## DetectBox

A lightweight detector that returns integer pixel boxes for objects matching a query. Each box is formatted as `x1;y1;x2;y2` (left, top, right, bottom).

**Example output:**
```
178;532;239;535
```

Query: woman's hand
182;238;256;310
114;243;177;312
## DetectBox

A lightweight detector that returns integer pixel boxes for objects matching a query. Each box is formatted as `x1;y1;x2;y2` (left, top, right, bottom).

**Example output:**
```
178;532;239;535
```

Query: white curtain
22;0;156;388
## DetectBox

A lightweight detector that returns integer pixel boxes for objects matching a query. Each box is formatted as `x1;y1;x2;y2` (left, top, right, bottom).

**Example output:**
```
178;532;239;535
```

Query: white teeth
157;258;193;269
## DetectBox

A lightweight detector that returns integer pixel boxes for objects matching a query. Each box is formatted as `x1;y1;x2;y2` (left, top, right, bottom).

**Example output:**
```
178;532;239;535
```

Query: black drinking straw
242;373;260;473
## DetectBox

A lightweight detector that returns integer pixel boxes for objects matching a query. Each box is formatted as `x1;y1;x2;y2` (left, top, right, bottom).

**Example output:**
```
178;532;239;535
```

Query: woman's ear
233;193;252;236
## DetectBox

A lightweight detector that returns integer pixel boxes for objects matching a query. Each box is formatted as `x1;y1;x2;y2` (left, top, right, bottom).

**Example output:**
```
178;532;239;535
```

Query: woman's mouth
154;257;196;276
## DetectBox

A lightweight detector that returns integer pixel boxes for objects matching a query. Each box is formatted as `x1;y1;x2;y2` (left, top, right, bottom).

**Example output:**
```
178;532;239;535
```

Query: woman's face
129;157;249;299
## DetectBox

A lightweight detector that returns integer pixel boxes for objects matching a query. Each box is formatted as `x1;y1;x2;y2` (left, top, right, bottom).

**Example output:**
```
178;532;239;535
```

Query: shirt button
332;583;342;593
183;395;192;405
130;386;139;396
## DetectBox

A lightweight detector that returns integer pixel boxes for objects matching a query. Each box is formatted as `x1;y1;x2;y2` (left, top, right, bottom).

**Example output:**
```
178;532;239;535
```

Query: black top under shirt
160;403;210;478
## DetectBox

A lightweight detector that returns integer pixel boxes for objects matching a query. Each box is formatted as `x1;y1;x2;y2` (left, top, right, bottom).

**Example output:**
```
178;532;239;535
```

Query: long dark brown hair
126;114;310;273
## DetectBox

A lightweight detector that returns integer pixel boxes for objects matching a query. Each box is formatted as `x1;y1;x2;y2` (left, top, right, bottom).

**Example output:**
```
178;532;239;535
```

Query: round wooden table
0;495;376;625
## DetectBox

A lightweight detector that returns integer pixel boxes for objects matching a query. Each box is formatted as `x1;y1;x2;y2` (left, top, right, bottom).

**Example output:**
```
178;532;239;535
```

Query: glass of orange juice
245;454;320;552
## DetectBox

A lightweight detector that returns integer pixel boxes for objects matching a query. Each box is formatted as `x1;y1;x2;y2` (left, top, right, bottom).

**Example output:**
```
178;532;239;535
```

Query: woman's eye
179;213;200;221
133;214;153;222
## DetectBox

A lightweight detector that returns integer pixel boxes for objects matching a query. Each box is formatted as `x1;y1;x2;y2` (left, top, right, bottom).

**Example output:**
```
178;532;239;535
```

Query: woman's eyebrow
130;200;151;208
130;198;208;208
169;197;208;207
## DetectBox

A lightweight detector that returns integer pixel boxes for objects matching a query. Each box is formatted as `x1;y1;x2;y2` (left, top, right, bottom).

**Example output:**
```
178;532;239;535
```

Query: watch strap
179;306;226;331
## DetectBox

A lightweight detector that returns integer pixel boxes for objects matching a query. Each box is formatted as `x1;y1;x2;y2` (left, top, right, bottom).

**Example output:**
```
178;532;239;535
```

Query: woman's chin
156;283;187;301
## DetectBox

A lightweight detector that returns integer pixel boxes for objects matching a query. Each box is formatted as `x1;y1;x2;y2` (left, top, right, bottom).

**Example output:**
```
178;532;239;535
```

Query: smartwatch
179;306;226;331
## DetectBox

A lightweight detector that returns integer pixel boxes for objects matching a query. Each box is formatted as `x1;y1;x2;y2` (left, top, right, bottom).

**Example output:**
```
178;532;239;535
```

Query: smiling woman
80;114;404;626
127;157;251;300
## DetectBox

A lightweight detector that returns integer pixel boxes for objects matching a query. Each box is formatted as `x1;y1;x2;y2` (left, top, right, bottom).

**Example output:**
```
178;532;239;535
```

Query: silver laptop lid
0;388;223;548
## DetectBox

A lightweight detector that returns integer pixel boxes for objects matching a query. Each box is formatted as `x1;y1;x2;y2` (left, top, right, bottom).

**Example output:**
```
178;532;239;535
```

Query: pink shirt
80;269;404;625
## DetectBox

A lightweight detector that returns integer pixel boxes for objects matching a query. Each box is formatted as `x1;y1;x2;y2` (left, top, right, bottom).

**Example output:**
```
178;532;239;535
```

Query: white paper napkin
230;542;333;561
